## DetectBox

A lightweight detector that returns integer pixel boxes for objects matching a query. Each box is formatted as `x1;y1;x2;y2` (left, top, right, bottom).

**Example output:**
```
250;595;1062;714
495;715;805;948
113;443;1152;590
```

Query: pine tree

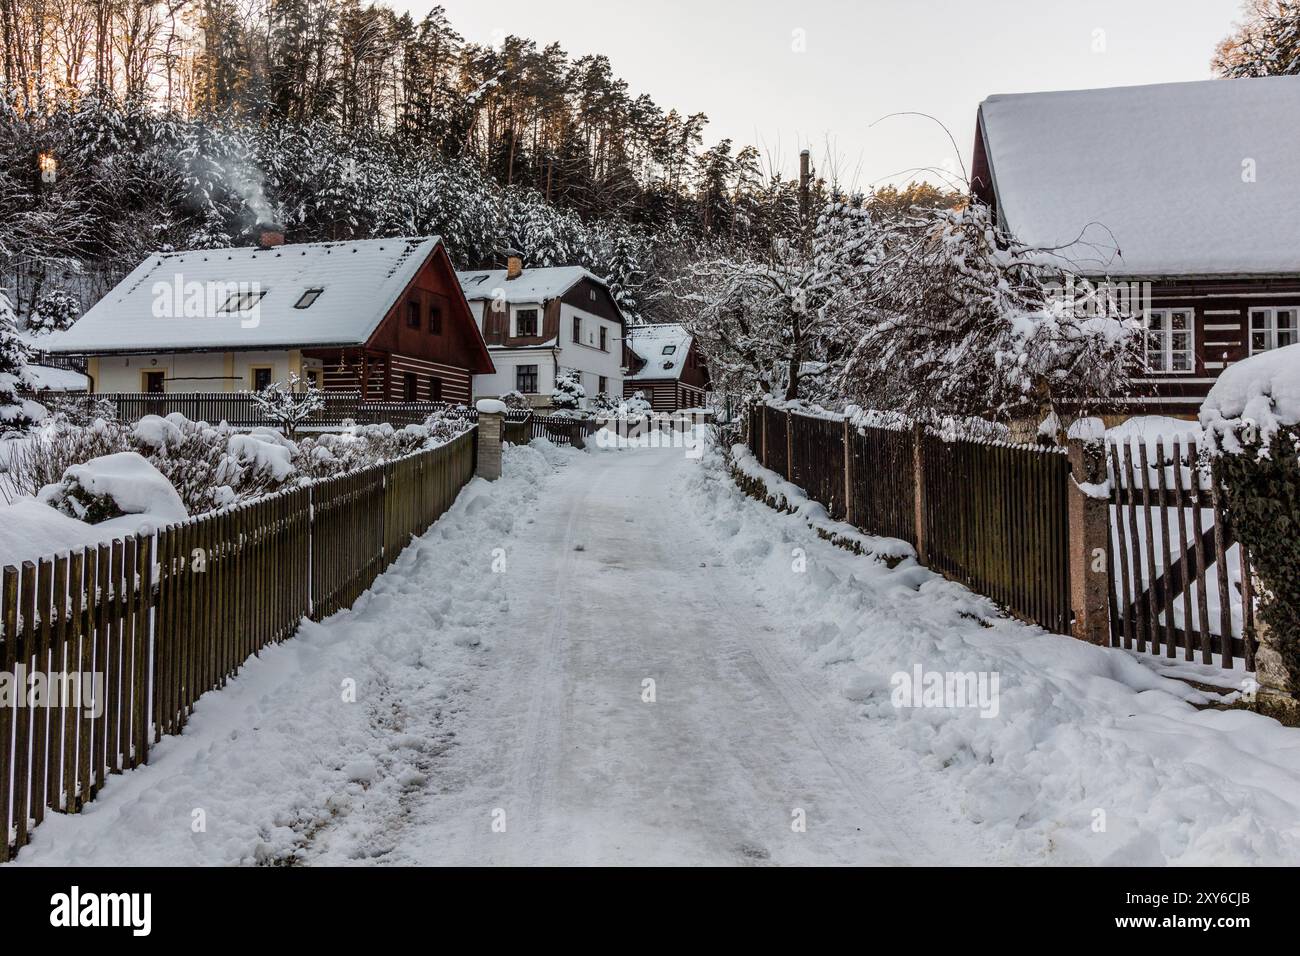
1214;1;1300;77
0;289;43;435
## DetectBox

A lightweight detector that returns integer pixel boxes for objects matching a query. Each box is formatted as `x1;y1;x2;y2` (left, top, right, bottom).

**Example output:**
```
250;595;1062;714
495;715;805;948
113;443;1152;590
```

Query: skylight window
661;344;677;355
295;288;323;309
218;289;267;312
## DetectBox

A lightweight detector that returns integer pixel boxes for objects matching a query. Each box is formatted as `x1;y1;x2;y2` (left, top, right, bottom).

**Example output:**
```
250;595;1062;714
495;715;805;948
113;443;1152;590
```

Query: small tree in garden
0;289;43;436
499;390;531;411
26;289;81;334
551;369;585;411
251;374;325;438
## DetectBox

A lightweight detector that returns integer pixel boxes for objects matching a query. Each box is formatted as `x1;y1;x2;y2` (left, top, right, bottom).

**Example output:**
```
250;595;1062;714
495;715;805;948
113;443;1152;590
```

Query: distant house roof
48;236;451;354
627;323;693;381
457;265;608;305
26;365;87;391
974;76;1300;277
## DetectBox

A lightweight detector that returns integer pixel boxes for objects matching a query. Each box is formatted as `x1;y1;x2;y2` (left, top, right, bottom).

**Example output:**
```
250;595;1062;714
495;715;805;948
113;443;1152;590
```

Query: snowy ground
12;438;1300;866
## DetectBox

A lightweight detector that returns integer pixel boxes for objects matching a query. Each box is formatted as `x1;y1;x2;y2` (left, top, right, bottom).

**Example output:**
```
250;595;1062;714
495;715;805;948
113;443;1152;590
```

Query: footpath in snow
14;438;1300;866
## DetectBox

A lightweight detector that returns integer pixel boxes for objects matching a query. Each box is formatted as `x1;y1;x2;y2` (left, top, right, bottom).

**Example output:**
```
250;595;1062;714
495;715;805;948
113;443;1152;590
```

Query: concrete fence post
911;421;928;564
1066;418;1111;646
475;399;506;481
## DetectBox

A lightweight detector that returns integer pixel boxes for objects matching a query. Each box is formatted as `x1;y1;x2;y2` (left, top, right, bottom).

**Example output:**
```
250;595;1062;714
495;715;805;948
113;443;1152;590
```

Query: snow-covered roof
457;265;606;304
627;323;692;381
977;76;1300;277
47;236;445;353
26;365;87;391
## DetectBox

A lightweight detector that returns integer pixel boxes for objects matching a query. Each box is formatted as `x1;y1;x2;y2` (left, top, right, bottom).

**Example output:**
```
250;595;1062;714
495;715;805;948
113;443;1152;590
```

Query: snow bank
0;498;127;568
730;442;914;563
696;444;1300;865
1200;343;1300;454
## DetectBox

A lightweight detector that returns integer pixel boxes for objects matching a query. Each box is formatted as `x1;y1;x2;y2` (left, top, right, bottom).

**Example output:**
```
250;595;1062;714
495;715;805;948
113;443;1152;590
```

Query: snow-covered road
14;438;1300;866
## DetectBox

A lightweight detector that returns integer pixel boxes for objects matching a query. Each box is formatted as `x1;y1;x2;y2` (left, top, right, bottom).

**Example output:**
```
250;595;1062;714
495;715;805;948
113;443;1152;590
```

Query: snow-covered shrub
250;374;325;438
1200;345;1300;709
498;390;531;411
42;393;119;427
588;392;619;414
39;451;187;526
551;369;585;410
4;416;130;502
26;289;80;334
618;390;652;419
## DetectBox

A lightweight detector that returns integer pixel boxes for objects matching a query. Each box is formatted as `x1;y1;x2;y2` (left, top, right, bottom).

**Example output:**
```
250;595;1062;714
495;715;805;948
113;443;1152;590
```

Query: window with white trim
515;308;538;337
1145;308;1195;372
1249;306;1298;354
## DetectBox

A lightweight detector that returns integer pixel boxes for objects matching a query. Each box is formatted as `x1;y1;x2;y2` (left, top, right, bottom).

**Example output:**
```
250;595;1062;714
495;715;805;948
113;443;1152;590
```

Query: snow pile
0;498;134;569
1200;343;1300;454
730;443;914;563
694;444;1300;864
227;430;297;481
39;451;187;531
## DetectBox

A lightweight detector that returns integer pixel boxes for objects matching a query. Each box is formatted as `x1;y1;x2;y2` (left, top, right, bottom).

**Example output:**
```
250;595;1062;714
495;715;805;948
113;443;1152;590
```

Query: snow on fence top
627;323;694;381
978;75;1300;276
1200;341;1300;454
457;265;607;305
47;236;444;353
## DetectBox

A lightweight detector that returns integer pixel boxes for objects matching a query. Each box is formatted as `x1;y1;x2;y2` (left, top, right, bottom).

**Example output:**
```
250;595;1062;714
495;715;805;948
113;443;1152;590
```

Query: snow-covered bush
551;369;585;410
250;374;325;438
42;393;119;427
498;390;531;411
26;289;81;334
39;451;187;527
618;390;652;419
1200;345;1300;711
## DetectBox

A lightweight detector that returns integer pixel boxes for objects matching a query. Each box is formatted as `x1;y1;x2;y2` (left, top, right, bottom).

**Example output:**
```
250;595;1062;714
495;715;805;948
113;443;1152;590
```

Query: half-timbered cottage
972;75;1300;417
624;323;709;412
47;233;494;404
458;259;627;408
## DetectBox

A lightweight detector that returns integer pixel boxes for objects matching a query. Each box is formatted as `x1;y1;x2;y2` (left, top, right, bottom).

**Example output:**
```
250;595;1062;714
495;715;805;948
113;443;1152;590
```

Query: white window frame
513;307;539;337
1248;305;1300;354
1145;308;1195;373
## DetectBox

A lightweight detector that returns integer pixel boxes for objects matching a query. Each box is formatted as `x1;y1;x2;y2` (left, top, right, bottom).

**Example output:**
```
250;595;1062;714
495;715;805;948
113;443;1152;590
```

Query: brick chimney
506;255;523;280
257;222;285;249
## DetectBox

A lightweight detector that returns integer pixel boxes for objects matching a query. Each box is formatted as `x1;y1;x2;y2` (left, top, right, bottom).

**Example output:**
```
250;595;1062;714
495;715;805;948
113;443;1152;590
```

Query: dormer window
294;288;323;309
515;308;538;336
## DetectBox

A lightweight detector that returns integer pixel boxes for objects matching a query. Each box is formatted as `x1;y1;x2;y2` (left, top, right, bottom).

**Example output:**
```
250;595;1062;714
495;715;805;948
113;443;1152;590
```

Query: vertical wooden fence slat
0;567;17;861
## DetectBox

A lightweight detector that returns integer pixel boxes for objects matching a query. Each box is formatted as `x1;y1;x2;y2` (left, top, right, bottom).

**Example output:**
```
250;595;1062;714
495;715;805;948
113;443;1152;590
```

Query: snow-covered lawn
11;438;1300;866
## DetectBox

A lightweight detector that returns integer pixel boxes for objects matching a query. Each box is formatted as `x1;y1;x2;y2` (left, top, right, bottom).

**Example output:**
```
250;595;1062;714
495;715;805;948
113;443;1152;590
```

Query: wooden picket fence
746;403;1257;670
747;404;1071;633
0;428;476;862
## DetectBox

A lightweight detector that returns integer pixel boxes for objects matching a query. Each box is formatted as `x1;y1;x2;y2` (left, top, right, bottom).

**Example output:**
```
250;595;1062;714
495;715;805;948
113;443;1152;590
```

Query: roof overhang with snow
457;265;617;309
627;323;692;382
975;76;1300;278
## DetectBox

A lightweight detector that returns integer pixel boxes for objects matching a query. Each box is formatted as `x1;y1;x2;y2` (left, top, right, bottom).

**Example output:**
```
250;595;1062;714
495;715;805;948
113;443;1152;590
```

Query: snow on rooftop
978;75;1300;277
627;323;692;381
456;265;606;304
47;236;443;353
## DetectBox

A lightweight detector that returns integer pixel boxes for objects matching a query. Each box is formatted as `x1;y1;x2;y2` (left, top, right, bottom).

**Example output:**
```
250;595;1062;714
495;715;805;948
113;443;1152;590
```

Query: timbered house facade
972;75;1300;417
624;323;710;412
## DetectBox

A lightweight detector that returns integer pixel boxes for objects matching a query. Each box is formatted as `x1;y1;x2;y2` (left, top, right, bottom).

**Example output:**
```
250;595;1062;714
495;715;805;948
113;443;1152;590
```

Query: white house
457;259;626;408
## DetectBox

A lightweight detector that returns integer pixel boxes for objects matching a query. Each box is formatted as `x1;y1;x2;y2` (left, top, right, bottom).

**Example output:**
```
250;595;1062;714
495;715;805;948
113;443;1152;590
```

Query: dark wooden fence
745;404;1256;670
747;404;1073;635
921;433;1072;635
1106;435;1256;669
0;428;476;862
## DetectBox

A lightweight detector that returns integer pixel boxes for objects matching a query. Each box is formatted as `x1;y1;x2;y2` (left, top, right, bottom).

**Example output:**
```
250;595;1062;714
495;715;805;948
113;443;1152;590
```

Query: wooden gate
1106;434;1256;670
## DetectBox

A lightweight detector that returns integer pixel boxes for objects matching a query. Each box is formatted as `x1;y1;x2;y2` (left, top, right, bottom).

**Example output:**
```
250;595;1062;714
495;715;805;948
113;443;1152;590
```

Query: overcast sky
402;0;1244;191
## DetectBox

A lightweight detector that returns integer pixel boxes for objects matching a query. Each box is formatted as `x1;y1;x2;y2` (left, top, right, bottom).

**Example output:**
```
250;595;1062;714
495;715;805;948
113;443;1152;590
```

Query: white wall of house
471;350;557;404
89;350;320;393
555;303;624;403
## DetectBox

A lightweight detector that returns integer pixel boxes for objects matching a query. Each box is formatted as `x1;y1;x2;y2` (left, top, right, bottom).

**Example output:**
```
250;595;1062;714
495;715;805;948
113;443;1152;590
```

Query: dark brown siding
623;379;706;412
559;277;626;327
365;245;494;376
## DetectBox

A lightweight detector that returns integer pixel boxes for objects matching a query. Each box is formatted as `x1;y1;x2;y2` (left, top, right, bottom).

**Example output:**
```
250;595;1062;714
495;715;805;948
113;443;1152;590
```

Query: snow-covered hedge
1199;345;1300;706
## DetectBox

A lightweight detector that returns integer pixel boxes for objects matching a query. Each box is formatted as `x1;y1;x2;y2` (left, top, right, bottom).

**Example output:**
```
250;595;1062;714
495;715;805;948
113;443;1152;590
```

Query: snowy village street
12;437;1300;868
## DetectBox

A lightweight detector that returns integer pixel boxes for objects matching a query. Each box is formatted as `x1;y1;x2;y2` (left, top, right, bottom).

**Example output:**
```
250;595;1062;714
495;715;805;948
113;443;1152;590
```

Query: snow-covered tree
837;202;1142;423
1214;1;1300;77
26;289;81;334
551;368;586;410
0;289;43;436
251;374;325;438
672;199;880;400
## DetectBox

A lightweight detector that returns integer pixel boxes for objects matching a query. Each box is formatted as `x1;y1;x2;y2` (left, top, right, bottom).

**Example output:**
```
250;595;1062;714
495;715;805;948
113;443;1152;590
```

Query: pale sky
402;0;1245;191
